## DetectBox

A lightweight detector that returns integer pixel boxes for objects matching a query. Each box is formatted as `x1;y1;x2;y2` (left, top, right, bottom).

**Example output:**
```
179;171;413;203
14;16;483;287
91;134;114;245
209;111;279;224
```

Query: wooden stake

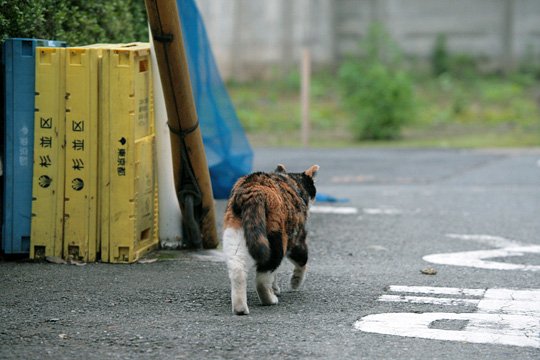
300;47;311;147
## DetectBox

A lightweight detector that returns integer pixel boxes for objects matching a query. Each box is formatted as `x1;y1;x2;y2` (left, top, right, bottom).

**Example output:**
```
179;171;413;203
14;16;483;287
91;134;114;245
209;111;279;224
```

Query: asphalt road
1;148;539;359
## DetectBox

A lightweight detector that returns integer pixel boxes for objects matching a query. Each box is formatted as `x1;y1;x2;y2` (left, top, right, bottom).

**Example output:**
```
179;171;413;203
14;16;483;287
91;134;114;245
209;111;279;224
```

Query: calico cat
223;164;319;315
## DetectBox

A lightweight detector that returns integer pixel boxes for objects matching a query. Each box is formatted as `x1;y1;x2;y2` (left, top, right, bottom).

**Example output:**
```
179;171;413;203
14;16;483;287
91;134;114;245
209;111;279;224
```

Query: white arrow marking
445;234;521;248
423;234;540;271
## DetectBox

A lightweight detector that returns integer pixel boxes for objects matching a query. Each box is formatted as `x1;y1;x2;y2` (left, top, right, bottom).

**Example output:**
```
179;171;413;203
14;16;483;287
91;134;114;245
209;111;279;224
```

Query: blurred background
2;0;540;147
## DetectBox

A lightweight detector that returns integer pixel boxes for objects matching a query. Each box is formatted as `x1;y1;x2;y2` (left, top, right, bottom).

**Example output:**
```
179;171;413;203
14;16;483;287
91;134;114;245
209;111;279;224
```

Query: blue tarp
177;0;253;199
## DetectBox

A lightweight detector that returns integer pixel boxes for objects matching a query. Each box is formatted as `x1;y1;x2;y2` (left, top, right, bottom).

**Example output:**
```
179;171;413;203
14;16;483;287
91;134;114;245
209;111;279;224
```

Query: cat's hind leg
272;273;281;296
223;227;250;315
255;230;283;305
256;271;279;305
287;242;308;290
290;263;307;290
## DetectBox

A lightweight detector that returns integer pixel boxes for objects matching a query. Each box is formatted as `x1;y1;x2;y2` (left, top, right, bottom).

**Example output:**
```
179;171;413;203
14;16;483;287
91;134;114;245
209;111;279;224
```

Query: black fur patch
232;201;242;217
288;230;308;267
256;231;284;272
288;244;308;267
288;173;316;204
242;202;269;263
301;174;317;199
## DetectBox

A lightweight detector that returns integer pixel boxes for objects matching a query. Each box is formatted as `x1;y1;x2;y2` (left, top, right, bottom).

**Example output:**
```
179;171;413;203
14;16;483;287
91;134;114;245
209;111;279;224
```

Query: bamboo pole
145;0;218;249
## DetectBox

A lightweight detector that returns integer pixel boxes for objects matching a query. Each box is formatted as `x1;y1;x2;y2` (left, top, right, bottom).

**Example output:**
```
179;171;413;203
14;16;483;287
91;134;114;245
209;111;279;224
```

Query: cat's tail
241;195;271;265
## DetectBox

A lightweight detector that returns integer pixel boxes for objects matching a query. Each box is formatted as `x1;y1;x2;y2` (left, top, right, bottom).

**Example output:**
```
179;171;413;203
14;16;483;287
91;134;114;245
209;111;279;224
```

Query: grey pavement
1;148;539;359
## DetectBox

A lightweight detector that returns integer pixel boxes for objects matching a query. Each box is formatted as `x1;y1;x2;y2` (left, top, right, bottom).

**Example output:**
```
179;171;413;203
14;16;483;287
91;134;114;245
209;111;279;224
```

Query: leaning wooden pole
145;0;218;249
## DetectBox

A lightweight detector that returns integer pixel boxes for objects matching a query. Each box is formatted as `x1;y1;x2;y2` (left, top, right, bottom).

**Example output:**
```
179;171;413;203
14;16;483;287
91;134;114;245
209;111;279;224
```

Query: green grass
227;71;540;148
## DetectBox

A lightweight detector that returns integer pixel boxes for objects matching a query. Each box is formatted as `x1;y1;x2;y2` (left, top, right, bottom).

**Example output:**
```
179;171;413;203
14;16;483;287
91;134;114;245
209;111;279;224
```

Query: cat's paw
257;286;279;305
272;282;281;296
290;274;304;290
233;304;250;315
261;293;279;306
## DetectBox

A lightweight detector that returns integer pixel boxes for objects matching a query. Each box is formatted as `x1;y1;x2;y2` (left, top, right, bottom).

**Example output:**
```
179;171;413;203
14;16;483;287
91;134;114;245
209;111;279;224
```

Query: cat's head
275;164;319;201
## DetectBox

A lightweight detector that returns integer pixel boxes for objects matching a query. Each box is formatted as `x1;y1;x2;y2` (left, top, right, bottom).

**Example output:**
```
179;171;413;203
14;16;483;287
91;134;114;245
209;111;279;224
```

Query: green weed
228;71;540;148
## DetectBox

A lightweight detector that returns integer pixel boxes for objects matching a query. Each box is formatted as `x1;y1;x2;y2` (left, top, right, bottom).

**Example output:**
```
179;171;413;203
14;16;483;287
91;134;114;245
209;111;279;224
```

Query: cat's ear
304;164;319;178
275;164;287;173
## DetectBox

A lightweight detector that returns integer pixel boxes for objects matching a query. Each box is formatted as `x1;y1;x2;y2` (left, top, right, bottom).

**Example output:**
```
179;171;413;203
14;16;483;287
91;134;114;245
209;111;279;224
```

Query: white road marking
446;234;520;248
367;245;389;252
362;208;402;215
310;206;358;215
379;295;480;306
423;234;540;271
355;312;540;348
383;286;540;316
355;286;540;348
423;246;540;271
388;285;485;297
478;288;540;316
331;175;374;183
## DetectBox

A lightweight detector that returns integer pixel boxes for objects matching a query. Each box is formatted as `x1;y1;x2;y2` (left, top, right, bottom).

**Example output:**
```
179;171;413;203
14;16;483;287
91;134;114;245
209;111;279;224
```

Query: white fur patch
223;228;247;263
256;271;279;305
223;227;252;315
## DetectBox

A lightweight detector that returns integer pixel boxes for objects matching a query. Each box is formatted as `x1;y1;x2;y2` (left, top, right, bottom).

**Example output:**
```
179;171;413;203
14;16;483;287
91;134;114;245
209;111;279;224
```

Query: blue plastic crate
1;38;66;254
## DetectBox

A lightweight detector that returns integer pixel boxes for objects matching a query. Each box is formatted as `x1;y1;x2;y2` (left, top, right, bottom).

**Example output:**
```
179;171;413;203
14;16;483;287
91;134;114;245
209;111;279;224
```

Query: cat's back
224;171;286;227
233;171;286;194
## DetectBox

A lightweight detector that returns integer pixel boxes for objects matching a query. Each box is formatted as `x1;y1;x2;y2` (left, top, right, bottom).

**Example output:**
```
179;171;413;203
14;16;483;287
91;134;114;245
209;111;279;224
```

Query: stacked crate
62;47;101;262
99;44;159;263
0;41;159;262
1;39;66;256
31;46;67;259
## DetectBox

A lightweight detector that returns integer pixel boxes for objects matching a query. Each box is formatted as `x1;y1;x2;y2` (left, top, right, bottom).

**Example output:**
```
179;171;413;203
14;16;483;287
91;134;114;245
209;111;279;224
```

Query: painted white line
363;208;402;215
356;286;540;348
388;285;485;297
355;312;540;348
367;245;389;252
310;206;358;215
446;234;521;248
379;295;480;307
423;246;540;271
331;175;374;183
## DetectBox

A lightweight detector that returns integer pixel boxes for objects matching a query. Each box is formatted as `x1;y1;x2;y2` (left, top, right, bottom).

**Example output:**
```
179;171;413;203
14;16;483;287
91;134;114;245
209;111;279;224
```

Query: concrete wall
195;0;540;80
196;0;336;80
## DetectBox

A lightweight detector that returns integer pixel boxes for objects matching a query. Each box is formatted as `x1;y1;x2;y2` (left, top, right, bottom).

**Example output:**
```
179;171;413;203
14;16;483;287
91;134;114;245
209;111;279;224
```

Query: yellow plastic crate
30;47;66;259
63;47;100;262
99;43;159;263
